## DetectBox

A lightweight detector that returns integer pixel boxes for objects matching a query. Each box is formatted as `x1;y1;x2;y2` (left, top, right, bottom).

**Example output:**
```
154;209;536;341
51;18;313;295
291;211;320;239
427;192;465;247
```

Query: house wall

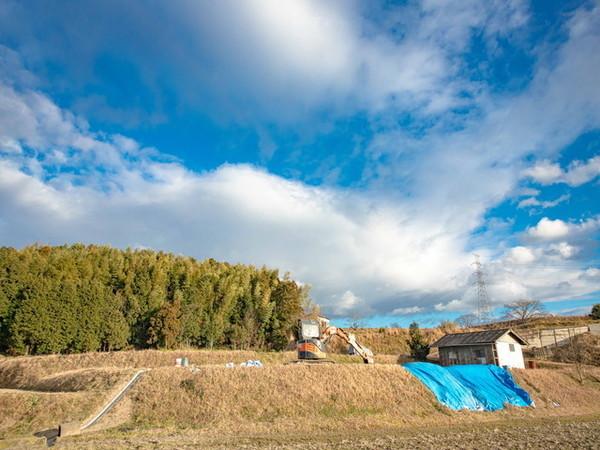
495;341;525;368
439;344;495;366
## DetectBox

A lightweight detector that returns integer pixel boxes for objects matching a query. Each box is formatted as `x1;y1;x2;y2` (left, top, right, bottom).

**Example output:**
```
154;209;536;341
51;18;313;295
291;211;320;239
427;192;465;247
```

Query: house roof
430;328;528;348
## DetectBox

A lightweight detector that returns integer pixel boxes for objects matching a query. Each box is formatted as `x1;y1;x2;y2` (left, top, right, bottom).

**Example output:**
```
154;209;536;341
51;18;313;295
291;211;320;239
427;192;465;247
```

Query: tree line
0;245;308;355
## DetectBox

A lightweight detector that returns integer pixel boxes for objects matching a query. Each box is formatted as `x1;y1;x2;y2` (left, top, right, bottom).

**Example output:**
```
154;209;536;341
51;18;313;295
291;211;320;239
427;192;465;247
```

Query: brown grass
129;365;457;434
351;328;446;355
128;364;600;435
0;366;133;393
486;316;600;331
0;349;397;386
2;349;600;442
551;333;600;366
512;366;600;414
0;390;103;438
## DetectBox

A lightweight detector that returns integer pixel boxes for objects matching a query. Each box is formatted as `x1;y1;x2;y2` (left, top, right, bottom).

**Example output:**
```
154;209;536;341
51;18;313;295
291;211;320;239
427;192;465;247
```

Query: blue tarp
404;362;534;411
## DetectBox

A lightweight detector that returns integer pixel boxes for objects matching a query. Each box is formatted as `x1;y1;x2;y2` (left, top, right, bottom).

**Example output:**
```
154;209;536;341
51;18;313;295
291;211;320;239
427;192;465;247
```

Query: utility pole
472;254;491;325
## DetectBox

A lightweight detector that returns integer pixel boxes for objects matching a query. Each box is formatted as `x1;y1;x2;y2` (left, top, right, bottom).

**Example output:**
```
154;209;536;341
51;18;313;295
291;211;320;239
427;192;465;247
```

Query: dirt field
48;415;600;449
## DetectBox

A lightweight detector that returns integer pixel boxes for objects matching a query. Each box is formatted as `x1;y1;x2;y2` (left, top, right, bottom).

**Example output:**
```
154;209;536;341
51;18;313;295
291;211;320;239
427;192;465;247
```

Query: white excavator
296;319;374;364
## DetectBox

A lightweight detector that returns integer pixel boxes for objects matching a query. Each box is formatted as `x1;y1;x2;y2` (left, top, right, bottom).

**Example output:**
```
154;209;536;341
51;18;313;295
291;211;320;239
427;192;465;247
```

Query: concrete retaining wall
520;326;590;349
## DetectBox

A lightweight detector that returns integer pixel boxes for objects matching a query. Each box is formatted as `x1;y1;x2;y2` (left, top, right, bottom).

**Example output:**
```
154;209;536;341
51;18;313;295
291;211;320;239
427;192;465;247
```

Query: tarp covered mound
404;362;534;411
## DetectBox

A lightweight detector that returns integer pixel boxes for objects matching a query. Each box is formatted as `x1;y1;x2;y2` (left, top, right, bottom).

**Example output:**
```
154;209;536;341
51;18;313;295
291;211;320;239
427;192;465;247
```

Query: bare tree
503;299;546;321
455;314;478;328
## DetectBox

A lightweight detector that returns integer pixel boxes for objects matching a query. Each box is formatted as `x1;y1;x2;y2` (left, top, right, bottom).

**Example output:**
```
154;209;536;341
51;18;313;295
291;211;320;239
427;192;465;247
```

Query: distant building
430;328;527;369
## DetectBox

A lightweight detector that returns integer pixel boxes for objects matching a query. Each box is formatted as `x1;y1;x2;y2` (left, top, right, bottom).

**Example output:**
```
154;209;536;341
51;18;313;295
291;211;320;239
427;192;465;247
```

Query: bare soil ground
55;415;600;449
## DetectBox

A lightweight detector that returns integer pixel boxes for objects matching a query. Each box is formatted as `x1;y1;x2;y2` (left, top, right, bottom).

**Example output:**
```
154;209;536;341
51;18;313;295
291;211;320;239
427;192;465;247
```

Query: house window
509;344;515;352
474;349;484;358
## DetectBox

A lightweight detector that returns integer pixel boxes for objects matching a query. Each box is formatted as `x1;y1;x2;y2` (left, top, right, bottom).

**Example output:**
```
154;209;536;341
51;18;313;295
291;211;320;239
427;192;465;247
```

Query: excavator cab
297;320;328;360
296;319;374;364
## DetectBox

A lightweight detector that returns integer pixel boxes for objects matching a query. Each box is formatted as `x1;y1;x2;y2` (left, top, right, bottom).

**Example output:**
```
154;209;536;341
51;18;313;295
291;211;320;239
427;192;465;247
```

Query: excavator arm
321;326;374;364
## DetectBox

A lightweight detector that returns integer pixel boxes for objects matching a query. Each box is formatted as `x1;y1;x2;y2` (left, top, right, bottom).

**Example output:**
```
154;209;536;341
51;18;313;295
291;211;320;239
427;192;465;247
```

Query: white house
430;328;527;369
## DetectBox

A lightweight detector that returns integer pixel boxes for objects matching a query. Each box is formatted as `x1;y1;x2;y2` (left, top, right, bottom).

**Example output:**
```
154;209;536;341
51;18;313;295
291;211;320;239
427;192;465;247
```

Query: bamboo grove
0;245;307;355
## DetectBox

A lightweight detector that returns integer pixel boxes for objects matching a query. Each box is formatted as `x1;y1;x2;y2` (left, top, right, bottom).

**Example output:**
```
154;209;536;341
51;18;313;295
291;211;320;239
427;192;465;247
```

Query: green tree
101;294;129;351
147;290;183;349
268;277;304;350
408;321;430;361
591;304;600;320
0;244;309;355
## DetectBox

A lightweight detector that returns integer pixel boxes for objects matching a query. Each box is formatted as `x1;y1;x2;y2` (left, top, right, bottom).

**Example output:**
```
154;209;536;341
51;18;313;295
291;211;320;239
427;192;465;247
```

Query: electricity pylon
472;254;491;324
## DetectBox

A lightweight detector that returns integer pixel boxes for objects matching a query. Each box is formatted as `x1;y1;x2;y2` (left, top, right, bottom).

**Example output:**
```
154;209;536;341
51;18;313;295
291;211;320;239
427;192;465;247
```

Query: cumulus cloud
524;156;600;186
506;246;536;264
522;160;563;185
0;2;599;321
0;72;478;317
527;217;600;241
527;218;570;240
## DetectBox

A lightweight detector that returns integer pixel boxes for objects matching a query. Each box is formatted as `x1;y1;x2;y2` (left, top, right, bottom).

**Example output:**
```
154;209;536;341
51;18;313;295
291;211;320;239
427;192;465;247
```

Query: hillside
483;315;600;331
2;349;600;448
350;316;600;358
350;327;446;355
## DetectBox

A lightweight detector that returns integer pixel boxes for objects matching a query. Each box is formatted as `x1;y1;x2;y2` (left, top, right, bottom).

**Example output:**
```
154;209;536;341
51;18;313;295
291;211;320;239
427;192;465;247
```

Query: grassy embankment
1;348;600;447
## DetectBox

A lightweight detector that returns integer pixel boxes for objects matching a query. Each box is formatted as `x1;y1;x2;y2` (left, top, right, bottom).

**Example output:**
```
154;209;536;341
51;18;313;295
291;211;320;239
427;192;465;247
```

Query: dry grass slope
129;364;600;435
551;333;600;366
513;367;600;414
0;349;397;381
129;365;456;434
0;349;395;439
351;327;446;355
0;390;102;439
2;349;600;444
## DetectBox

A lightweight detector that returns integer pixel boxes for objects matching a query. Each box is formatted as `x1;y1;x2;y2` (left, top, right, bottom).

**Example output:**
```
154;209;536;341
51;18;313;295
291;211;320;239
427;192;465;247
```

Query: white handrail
80;369;147;431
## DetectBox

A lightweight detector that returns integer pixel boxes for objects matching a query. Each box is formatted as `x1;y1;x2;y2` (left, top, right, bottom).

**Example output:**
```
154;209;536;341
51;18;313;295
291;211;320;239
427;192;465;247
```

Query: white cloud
434;299;466;312
364;4;600;244
392;306;423;315
527;217;570;240
527;216;600;241
1;78;599;319
517;194;569;209
548;242;578;259
522;160;563;185
564;156;600;186
0;77;480;317
0;137;21;153
0;2;599;321
524;156;600;186
506;246;536;264
332;291;363;315
0;0;531;123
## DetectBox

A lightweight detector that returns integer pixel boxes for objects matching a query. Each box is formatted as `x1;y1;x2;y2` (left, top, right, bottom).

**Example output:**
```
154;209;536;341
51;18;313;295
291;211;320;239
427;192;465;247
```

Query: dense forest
0;245;308;355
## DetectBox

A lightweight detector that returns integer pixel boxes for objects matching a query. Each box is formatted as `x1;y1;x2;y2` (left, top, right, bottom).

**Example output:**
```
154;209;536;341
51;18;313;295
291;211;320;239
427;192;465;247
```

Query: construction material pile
404;362;533;411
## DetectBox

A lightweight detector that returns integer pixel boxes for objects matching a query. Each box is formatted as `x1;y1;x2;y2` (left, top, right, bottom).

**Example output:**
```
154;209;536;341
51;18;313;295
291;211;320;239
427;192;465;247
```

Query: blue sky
0;0;599;326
